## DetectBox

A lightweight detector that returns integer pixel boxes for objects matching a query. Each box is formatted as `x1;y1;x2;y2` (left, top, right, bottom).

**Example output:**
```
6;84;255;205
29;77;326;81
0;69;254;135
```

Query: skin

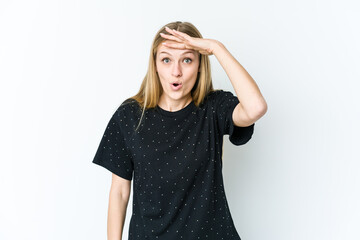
156;40;200;112
159;26;268;126
108;25;268;240
108;174;130;240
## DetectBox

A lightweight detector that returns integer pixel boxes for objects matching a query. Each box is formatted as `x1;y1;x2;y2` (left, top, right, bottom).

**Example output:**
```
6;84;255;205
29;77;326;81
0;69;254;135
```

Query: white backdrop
1;0;359;239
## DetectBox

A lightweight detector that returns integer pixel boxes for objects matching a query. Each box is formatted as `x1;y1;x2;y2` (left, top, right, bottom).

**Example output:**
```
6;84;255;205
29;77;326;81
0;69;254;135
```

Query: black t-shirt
92;89;255;240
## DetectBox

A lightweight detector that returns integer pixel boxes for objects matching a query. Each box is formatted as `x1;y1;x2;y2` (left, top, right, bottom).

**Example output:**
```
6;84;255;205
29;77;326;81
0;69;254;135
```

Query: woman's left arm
160;27;267;126
211;40;267;127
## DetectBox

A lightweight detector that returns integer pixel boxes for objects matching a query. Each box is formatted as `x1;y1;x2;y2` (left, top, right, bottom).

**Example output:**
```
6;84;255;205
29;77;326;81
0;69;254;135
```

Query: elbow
259;100;268;116
247;100;267;122
110;188;131;202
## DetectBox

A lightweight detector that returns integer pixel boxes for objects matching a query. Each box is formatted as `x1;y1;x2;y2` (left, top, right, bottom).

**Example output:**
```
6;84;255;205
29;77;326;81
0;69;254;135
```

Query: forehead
157;40;198;56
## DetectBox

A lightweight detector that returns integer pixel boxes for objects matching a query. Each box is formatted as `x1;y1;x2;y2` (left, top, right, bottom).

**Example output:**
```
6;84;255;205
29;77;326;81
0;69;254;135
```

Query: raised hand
160;26;218;55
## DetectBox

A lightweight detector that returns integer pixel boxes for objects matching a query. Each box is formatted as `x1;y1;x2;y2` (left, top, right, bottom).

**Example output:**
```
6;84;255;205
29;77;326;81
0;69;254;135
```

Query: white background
1;0;359;239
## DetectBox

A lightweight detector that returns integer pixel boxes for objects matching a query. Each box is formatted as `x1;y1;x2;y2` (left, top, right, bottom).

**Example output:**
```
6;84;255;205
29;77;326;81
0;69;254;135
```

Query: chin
167;91;187;98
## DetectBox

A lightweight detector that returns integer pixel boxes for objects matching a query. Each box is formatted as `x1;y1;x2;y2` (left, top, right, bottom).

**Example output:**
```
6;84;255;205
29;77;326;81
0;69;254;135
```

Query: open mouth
170;82;182;90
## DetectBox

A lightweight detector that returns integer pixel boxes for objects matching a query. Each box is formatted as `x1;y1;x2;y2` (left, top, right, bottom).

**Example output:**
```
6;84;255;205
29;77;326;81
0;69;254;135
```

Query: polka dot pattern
92;90;255;239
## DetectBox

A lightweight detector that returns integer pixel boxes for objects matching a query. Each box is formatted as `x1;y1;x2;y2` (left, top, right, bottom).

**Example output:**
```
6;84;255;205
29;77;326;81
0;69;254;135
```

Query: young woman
93;21;267;240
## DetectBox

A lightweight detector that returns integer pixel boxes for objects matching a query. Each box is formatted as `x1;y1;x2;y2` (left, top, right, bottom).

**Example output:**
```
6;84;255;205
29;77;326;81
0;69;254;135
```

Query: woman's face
156;40;200;102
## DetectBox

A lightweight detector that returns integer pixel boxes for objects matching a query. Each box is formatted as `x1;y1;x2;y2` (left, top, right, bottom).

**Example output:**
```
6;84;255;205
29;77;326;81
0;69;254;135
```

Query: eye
160;57;192;64
184;58;192;64
161;58;170;63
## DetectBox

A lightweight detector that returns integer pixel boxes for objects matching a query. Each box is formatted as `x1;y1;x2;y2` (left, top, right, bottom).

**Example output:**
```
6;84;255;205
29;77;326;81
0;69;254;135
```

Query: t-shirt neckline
155;100;195;117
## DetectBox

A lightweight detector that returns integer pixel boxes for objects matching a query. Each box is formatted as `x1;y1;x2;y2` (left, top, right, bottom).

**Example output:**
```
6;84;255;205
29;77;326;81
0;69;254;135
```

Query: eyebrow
159;50;196;56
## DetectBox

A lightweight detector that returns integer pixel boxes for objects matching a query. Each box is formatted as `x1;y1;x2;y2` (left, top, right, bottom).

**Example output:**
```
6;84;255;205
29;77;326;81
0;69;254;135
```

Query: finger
169;31;187;42
159;33;183;43
165;27;189;41
162;42;188;49
171;29;192;41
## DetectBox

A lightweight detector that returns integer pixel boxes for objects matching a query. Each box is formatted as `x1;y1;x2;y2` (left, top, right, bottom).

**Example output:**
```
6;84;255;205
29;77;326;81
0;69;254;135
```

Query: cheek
157;70;167;81
156;62;168;75
155;64;164;78
156;70;168;86
188;67;200;80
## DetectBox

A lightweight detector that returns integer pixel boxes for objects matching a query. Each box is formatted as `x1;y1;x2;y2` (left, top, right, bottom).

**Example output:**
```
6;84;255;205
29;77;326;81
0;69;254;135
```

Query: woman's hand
160;26;219;55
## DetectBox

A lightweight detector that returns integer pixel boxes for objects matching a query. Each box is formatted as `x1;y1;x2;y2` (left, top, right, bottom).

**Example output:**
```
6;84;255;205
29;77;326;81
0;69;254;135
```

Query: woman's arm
212;41;267;127
160;28;267;127
107;174;131;240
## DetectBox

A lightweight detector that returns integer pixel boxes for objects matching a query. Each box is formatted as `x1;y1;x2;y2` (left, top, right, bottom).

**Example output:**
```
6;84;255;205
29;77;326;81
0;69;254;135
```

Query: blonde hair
128;21;215;132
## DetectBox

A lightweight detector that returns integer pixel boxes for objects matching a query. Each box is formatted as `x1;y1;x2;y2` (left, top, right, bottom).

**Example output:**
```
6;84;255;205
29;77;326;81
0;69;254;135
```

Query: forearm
107;190;130;240
212;40;267;119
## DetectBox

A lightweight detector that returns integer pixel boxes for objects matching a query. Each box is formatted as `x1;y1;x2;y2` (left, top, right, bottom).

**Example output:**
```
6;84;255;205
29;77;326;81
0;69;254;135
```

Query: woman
93;21;267;240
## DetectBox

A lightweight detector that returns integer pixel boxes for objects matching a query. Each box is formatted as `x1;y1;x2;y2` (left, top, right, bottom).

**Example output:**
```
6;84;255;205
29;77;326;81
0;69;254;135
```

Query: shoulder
204;89;234;104
116;98;140;113
113;98;142;122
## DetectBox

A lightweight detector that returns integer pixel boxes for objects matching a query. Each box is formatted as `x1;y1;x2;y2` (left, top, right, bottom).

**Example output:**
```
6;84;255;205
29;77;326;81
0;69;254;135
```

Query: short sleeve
214;90;255;146
92;112;134;180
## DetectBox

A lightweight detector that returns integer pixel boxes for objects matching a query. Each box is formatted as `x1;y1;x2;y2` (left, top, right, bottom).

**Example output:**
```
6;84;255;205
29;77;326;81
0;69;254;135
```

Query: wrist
211;40;225;55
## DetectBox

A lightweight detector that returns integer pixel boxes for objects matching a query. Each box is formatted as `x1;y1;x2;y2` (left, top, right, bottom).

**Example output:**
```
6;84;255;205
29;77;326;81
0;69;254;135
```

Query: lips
170;82;182;91
171;81;182;86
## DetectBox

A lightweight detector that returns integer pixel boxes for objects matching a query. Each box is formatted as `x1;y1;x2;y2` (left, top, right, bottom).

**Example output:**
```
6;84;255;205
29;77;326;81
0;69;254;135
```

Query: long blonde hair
128;21;215;131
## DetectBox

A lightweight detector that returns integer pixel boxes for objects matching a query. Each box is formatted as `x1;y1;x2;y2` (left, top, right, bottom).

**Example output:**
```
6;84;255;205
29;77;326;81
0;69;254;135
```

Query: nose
171;61;182;77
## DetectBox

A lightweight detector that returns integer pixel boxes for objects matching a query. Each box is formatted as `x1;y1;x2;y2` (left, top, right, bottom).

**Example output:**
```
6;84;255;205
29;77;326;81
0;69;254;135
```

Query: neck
158;95;192;112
